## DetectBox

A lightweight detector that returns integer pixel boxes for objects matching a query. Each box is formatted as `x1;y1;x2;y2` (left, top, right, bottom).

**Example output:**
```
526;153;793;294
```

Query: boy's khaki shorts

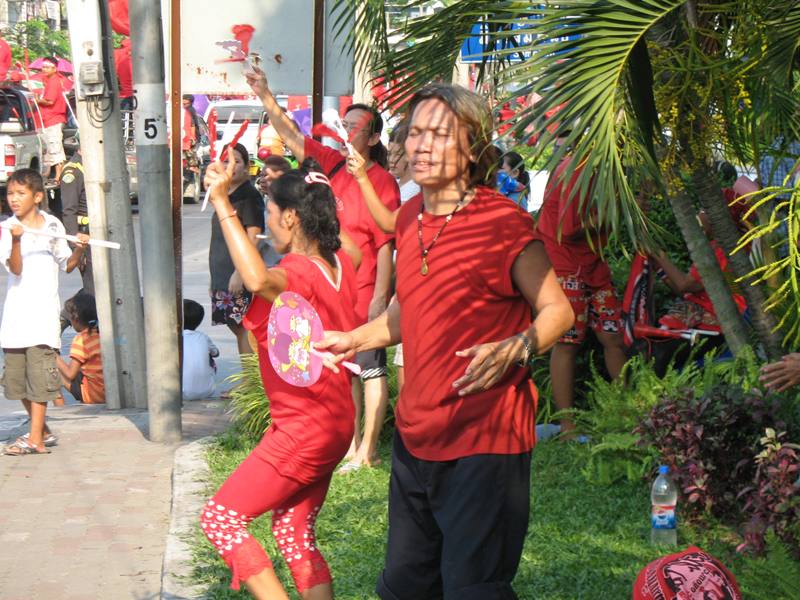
2;346;60;403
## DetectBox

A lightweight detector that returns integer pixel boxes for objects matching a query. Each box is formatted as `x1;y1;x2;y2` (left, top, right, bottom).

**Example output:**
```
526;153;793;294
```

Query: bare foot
350;453;382;468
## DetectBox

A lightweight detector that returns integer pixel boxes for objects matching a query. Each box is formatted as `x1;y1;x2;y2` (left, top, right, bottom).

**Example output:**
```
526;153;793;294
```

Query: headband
305;172;331;187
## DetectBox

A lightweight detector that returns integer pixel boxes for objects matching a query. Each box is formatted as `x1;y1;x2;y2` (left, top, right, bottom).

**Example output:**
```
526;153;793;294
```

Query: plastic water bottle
650;465;677;545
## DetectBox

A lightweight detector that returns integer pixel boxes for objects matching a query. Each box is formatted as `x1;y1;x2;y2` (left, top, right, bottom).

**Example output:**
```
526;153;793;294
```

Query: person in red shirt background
34;57;68;181
534;143;628;436
114;38;133;110
318;84;573;600
0;36;12;81
246;65;401;473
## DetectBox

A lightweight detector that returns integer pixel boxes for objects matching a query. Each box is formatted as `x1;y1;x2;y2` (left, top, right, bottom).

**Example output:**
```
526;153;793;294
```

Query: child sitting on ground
1;169;88;455
182;299;219;401
57;293;105;404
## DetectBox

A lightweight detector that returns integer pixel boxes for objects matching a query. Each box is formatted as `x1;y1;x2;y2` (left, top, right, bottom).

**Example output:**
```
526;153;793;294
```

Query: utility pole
130;0;182;442
65;0;148;410
312;0;325;127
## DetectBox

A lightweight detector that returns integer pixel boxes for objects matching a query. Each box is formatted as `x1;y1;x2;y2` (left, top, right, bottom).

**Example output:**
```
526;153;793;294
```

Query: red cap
632;547;741;600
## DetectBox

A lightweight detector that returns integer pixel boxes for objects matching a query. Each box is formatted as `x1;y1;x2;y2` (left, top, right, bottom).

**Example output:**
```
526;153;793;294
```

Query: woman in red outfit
201;151;361;600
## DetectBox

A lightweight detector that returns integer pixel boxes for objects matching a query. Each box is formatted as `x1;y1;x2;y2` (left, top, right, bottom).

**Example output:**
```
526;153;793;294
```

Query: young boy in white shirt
1;169;88;455
182;299;219;401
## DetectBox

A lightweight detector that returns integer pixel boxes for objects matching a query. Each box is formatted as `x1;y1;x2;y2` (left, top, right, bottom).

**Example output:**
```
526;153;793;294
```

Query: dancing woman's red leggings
199;449;333;592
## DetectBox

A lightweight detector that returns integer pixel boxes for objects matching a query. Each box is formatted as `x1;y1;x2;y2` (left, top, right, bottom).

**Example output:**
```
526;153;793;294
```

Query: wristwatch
515;333;533;367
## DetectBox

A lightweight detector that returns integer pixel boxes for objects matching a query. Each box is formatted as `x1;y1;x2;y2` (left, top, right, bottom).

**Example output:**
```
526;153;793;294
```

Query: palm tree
333;0;800;357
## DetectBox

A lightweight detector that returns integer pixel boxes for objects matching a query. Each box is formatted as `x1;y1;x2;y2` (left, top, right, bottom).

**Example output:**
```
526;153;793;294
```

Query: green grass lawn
190;428;779;599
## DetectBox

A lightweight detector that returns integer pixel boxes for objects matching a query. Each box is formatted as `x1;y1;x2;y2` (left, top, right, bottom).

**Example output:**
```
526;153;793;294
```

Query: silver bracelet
515;332;532;367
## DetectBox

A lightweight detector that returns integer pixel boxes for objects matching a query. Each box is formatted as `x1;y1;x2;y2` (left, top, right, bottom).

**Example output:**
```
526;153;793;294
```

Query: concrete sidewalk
0;400;231;600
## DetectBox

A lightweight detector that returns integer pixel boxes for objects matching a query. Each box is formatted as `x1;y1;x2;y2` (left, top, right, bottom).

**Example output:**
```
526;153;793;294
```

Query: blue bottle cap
659;465;669;475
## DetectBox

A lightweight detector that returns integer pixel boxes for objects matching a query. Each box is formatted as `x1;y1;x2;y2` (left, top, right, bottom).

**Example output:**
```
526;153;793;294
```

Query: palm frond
491;1;689;248
330;0;390;75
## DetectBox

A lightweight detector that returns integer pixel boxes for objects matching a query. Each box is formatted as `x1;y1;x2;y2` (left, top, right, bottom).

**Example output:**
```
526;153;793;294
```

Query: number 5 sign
134;83;168;146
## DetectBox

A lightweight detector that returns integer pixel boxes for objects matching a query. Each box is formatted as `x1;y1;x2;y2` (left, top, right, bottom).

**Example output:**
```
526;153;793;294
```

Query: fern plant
736;532;800;600
225;354;271;440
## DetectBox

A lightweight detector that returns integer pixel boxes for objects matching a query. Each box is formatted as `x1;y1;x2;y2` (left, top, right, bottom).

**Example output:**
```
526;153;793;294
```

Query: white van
203;96;288;161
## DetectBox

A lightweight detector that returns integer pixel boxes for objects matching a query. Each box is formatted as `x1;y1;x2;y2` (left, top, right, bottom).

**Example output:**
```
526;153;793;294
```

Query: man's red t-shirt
535;156;611;288
0;38;11;81
304;137;400;323
114;43;133;98
243;250;358;484
395;186;538;461
36;74;67;128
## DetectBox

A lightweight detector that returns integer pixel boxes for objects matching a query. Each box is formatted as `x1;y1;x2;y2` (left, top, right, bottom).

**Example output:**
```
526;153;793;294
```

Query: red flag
311;123;345;145
220;119;250;161
207;109;218;161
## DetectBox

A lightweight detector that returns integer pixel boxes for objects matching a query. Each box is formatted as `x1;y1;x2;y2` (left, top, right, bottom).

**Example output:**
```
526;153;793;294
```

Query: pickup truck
0;84;43;190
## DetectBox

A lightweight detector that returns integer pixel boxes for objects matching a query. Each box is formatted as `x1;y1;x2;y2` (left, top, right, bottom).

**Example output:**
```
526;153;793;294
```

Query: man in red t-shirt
0;36;12;81
114;38;133;110
317;84;574;599
245;66;401;472
534;150;628;435
34;57;68;181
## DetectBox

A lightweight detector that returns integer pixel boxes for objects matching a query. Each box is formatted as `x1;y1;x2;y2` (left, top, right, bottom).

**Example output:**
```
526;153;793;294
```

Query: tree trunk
691;163;784;359
666;188;752;355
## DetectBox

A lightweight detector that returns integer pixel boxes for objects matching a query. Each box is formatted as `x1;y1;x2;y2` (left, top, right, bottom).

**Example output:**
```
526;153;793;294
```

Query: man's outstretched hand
760;353;800;392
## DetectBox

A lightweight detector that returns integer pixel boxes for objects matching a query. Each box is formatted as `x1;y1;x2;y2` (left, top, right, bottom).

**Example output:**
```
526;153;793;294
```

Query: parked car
0;84;43;200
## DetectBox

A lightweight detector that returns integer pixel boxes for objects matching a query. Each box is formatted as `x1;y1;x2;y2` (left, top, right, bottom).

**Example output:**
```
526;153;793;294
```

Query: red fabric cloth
0;38;12;81
304;137;400;323
243;250;358;482
232;24;255;55
36;74;67;128
114;40;133;98
633;546;741;600
394;186;538;461
535;156;611;288
685;243;747;316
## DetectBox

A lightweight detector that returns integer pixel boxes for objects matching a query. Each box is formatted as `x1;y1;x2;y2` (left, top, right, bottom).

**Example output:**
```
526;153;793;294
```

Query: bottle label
651;504;676;529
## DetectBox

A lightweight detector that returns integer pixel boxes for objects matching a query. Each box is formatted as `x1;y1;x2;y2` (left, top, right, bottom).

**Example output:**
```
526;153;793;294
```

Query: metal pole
65;0;148;410
170;0;183;342
312;0;325;128
130;0;182;442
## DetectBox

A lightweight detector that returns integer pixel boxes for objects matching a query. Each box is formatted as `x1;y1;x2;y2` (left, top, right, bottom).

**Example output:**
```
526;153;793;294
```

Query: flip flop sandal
3;440;51;456
19;432;58;447
336;460;361;474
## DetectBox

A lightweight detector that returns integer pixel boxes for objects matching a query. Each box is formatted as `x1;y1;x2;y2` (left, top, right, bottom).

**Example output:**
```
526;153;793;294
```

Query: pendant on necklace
420;257;429;276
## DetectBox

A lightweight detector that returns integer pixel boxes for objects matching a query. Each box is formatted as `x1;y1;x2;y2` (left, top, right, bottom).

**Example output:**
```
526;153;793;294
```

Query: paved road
0;202;244;440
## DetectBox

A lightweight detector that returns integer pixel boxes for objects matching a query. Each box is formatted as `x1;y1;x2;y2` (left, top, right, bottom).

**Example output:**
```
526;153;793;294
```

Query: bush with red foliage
738;429;800;557
635;385;783;520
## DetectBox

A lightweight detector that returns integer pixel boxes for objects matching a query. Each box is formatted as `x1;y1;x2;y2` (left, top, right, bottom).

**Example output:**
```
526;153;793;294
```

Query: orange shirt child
69;328;105;404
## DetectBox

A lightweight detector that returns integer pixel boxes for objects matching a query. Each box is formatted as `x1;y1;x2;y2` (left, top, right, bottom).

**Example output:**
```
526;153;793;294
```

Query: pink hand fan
267;291;361;387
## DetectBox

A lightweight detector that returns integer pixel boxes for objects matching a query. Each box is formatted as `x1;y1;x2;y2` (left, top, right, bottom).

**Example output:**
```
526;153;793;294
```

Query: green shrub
226;354;271;440
569;354;703;485
736;532;800;600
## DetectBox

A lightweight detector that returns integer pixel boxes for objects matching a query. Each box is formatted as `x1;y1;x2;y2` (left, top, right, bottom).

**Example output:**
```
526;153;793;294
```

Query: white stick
332;114;354;155
0;222;121;249
201;111;236;212
309;347;362;376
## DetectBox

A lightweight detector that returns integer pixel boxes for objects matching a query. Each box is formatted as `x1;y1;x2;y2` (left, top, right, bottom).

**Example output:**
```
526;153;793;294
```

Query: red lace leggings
199;451;333;592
